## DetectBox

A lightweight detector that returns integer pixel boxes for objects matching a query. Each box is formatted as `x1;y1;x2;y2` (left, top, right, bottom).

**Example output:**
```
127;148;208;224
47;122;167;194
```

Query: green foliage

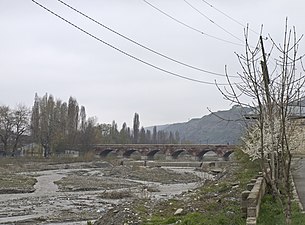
142;211;245;225
234;148;261;187
257;194;305;225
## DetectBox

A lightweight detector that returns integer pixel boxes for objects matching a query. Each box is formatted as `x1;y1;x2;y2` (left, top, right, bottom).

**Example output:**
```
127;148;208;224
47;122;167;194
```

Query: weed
257;194;305;225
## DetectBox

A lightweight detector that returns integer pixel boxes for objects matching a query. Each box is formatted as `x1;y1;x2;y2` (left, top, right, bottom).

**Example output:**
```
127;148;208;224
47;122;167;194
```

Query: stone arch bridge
94;144;235;161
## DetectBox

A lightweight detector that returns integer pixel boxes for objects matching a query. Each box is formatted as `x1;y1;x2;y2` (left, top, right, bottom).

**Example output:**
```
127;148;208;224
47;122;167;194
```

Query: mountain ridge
151;105;251;144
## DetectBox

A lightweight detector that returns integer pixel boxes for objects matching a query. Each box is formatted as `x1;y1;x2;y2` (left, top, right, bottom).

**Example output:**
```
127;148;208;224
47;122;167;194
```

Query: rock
174;208;183;216
232;185;239;190
231;182;240;186
226;211;234;216
97;208;106;213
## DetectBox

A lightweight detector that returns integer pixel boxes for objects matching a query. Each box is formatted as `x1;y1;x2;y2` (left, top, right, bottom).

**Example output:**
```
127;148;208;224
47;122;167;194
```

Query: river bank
0;158;218;224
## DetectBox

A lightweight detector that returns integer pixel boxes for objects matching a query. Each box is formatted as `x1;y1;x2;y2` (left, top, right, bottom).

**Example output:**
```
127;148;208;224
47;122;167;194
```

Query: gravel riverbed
0;159;214;224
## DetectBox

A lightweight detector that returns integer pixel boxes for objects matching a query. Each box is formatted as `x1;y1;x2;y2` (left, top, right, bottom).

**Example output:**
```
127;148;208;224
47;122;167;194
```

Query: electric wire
183;0;244;43
142;0;244;47
32;0;237;86
57;0;238;78
201;0;261;36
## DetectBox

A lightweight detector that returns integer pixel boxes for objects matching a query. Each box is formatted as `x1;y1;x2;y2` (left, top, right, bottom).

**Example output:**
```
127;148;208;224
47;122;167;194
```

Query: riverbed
0;160;214;224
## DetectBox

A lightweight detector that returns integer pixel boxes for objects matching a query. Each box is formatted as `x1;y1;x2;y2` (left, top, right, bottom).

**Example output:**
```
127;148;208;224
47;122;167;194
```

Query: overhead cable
143;0;244;47
57;0;238;78
183;0;244;43
201;0;261;36
32;0;237;86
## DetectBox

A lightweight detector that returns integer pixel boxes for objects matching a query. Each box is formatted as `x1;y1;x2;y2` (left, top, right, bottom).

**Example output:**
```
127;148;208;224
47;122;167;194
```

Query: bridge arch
197;150;218;160
99;149;115;158
171;149;192;159
122;149;139;158
146;149;160;160
172;149;185;159
223;150;234;160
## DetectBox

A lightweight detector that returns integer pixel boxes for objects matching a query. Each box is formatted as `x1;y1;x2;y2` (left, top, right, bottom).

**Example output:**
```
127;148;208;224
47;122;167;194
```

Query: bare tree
0;106;13;154
219;21;305;224
11;104;30;156
0;104;30;156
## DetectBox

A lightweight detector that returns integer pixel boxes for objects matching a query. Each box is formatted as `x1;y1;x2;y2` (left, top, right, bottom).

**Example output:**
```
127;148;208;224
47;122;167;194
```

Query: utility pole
260;36;271;106
260;35;276;181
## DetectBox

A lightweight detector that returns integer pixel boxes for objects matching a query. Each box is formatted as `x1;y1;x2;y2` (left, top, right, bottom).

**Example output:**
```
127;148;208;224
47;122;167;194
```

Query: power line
142;0;244;47
57;0;238;78
201;0;261;36
32;0;237;86
183;0;244;43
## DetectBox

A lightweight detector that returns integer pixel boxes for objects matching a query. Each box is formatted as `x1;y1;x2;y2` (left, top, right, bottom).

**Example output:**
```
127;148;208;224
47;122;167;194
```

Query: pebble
174;208;183;215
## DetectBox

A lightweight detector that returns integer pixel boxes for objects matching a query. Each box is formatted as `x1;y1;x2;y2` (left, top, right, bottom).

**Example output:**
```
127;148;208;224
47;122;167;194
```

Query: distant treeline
2;93;180;157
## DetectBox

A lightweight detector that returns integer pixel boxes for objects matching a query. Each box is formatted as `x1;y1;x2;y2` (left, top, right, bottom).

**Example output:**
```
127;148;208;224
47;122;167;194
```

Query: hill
159;105;251;144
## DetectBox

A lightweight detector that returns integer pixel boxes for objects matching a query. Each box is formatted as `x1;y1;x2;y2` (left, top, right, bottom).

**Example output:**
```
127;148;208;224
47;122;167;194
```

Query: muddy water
0;164;213;224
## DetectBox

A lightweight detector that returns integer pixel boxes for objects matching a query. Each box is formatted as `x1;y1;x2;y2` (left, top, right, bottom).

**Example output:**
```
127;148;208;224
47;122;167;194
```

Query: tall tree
31;93;40;143
67;97;79;147
52;99;66;153
133;113;140;144
81;116;98;150
38;94;55;157
218;23;305;223
120;122;131;144
79;106;87;132
110;120;119;143
139;126;146;144
145;129;152;144
152;126;157;144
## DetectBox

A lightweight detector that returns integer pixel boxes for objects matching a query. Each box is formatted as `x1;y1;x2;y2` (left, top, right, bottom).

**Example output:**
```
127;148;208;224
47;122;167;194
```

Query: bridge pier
165;155;173;160
141;155;148;160
192;156;200;161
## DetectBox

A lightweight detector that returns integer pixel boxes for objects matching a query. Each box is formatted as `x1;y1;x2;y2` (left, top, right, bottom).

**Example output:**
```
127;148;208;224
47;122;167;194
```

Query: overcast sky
1;0;304;127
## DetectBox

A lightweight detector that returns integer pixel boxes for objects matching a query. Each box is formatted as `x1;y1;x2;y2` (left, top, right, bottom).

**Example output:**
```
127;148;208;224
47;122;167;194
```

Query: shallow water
0;163;213;224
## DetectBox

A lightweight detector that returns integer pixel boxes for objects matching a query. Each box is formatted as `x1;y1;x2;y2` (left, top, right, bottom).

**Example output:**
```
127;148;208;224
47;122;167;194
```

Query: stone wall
241;175;266;225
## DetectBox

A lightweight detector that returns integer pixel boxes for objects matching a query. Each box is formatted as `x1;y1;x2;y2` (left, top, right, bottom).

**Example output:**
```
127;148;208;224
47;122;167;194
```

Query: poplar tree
133;113;140;144
152;126;157;144
67;97;79;147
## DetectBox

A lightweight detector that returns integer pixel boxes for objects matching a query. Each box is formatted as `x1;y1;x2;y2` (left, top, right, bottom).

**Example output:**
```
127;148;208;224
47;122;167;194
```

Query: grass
142;209;245;225
98;190;133;199
0;155;98;173
128;149;261;225
257;194;305;225
0;173;37;193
